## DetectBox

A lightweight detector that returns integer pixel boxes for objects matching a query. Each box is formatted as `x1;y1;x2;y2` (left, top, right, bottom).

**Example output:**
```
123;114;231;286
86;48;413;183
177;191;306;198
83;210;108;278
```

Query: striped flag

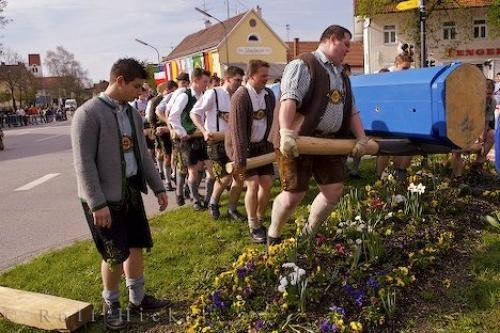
154;64;167;85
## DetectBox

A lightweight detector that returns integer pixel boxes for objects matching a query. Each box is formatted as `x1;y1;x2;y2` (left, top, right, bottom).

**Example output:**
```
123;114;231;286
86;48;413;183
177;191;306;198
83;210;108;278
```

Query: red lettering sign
454;48;500;57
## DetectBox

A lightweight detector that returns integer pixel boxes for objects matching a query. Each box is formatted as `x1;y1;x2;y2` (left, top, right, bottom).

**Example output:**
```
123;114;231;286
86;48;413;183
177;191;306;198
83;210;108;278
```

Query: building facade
354;0;499;77
163;8;288;81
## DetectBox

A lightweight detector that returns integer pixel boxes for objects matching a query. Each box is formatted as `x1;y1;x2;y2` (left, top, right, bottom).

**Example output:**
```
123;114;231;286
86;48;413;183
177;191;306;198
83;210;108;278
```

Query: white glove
279;128;299;158
351;136;370;158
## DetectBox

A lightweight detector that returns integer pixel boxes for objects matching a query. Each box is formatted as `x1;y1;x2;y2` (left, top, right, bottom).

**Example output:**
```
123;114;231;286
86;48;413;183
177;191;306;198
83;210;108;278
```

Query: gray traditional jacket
71;96;165;211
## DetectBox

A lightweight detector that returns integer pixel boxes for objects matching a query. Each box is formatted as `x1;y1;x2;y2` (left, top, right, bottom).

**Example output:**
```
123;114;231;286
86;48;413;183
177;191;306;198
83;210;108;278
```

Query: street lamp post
134;38;160;64
194;7;230;71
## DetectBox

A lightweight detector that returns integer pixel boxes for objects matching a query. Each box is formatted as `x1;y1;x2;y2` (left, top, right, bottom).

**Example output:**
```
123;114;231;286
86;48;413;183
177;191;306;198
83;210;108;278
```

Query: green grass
0;159;498;332
422;232;500;333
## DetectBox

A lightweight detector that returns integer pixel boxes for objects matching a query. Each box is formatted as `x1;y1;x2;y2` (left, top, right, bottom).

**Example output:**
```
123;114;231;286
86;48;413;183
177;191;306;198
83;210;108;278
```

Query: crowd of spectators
0;105;69;128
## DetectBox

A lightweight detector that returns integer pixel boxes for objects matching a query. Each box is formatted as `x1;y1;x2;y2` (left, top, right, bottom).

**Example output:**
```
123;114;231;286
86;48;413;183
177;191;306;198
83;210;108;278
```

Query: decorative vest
297;52;353;137
181;89;198;134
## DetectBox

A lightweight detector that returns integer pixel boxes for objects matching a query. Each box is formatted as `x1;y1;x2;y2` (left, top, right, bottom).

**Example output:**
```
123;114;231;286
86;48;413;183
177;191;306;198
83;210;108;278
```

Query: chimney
294;37;300;58
204;19;212;29
256;5;262;17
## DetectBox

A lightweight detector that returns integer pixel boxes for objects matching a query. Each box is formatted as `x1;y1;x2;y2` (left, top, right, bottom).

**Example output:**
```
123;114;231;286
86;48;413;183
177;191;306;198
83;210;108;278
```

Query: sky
0;0;354;83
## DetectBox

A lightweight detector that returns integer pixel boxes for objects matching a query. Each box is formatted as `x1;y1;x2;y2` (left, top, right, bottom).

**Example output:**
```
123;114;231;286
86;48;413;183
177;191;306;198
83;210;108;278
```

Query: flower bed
186;158;499;332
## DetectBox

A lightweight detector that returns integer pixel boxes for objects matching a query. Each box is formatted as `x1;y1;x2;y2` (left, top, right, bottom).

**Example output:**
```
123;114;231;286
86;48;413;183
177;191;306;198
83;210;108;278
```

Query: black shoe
176;196;185;206
228;209;246;222
166;182;174;191
184;185;191;199
250;226;267;243
208;204;220;220
192;201;204;211
128;294;170;314
103;301;127;331
267;236;283;247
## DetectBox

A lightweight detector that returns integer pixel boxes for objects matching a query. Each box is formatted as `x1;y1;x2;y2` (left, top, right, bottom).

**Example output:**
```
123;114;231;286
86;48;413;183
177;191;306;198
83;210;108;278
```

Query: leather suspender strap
214;88;220;132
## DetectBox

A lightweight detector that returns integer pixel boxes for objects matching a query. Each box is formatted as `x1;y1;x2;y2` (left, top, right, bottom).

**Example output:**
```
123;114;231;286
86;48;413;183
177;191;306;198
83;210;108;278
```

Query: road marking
36;135;61;142
14;173;61;191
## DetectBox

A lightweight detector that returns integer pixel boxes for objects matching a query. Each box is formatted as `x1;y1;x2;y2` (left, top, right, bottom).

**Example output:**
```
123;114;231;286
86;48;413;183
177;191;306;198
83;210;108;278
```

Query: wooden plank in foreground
0;286;93;332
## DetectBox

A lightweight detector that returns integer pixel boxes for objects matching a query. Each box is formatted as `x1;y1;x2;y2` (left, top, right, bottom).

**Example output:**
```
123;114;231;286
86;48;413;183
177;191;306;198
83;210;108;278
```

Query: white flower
387;174;395;182
355;238;363;245
408;182;425;194
385;212;394;219
355;215;362;221
336;228;343;234
359;223;366;229
356;226;363;232
280;263;306;287
278;276;288;292
393;194;406;203
367;226;373;233
416;183;426;194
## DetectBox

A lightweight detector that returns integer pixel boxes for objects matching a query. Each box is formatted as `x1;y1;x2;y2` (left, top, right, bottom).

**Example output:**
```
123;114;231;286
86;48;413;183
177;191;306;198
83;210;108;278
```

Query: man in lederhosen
267;25;371;246
169;68;211;210
71;58;169;330
190;66;246;221
226;60;276;243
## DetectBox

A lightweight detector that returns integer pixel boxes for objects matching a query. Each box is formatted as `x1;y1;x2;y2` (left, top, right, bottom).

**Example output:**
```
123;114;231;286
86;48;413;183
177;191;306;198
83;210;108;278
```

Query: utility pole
225;0;230;19
419;0;427;67
286;24;290;42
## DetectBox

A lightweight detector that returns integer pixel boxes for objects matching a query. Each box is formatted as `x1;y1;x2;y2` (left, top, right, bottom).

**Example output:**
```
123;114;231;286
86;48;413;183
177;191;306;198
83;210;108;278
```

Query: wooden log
224;137;378;173
296;136;379;155
445;64;486;148
172;130;225;142
0;286;93;332
225;152;275;174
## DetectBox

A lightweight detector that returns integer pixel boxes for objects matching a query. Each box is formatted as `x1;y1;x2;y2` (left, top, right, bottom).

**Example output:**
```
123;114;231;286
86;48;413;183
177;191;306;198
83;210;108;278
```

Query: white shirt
190;87;231;132
169;87;203;138
165;87;187;116
245;83;268;143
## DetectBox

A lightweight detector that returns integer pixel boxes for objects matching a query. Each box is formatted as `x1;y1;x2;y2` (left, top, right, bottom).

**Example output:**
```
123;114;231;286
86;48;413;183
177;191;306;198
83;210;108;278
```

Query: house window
249;19;257;27
383;25;396;44
473;19;487;39
248;33;260;43
443;21;456;40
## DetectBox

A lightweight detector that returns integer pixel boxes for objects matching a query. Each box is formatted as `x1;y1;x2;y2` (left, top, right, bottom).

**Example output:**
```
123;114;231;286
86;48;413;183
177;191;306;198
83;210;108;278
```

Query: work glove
279;128;299;158
351;136;370;158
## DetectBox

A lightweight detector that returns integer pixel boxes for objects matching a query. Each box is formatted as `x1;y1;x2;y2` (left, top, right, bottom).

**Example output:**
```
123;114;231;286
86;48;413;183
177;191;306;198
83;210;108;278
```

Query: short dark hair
166;80;178;91
320;25;352;42
247;59;270;76
224;66;244;78
110;58;148;83
378;68;390;73
192;67;211;80
395;53;413;64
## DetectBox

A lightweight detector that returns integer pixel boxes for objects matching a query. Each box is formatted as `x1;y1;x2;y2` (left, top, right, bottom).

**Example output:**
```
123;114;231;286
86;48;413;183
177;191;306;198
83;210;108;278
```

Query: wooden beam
0;286;93;332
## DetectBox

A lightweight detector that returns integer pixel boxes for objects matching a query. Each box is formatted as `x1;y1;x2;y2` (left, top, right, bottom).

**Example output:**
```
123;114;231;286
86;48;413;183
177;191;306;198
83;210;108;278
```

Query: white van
64;99;77;110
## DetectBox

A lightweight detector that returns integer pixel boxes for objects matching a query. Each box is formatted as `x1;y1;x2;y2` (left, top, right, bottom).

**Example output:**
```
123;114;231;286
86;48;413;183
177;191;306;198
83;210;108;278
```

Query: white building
354;0;500;78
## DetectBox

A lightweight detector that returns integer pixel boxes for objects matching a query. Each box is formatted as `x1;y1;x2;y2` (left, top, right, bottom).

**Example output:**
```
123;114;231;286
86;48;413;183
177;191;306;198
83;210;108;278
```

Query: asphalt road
0;121;179;271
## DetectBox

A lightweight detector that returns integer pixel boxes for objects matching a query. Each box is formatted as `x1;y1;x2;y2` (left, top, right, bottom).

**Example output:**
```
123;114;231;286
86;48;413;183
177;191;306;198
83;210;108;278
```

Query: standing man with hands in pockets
268;25;371;246
71;58;169;331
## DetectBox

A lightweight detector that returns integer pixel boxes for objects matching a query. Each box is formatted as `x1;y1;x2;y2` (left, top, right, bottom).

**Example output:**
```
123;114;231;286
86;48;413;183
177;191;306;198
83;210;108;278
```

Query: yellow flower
282;303;289;310
385;276;393;283
335;318;344;328
395;277;405;287
350;321;363;332
384;228;393;236
283;290;288;298
443;278;451;289
398;266;409;276
202;327;211;333
190;305;201;316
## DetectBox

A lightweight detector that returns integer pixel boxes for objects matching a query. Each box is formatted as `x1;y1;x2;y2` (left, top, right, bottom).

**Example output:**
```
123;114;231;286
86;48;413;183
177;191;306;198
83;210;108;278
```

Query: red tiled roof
353;0;493;15
165;12;246;61
285;40;364;67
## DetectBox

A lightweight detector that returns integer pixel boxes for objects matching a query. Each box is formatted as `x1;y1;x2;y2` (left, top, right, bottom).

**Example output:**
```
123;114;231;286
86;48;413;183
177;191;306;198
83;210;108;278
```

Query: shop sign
236;46;272;55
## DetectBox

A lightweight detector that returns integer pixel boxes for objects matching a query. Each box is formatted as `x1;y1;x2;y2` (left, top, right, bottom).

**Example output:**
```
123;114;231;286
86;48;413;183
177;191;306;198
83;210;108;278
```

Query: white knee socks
304;193;335;235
